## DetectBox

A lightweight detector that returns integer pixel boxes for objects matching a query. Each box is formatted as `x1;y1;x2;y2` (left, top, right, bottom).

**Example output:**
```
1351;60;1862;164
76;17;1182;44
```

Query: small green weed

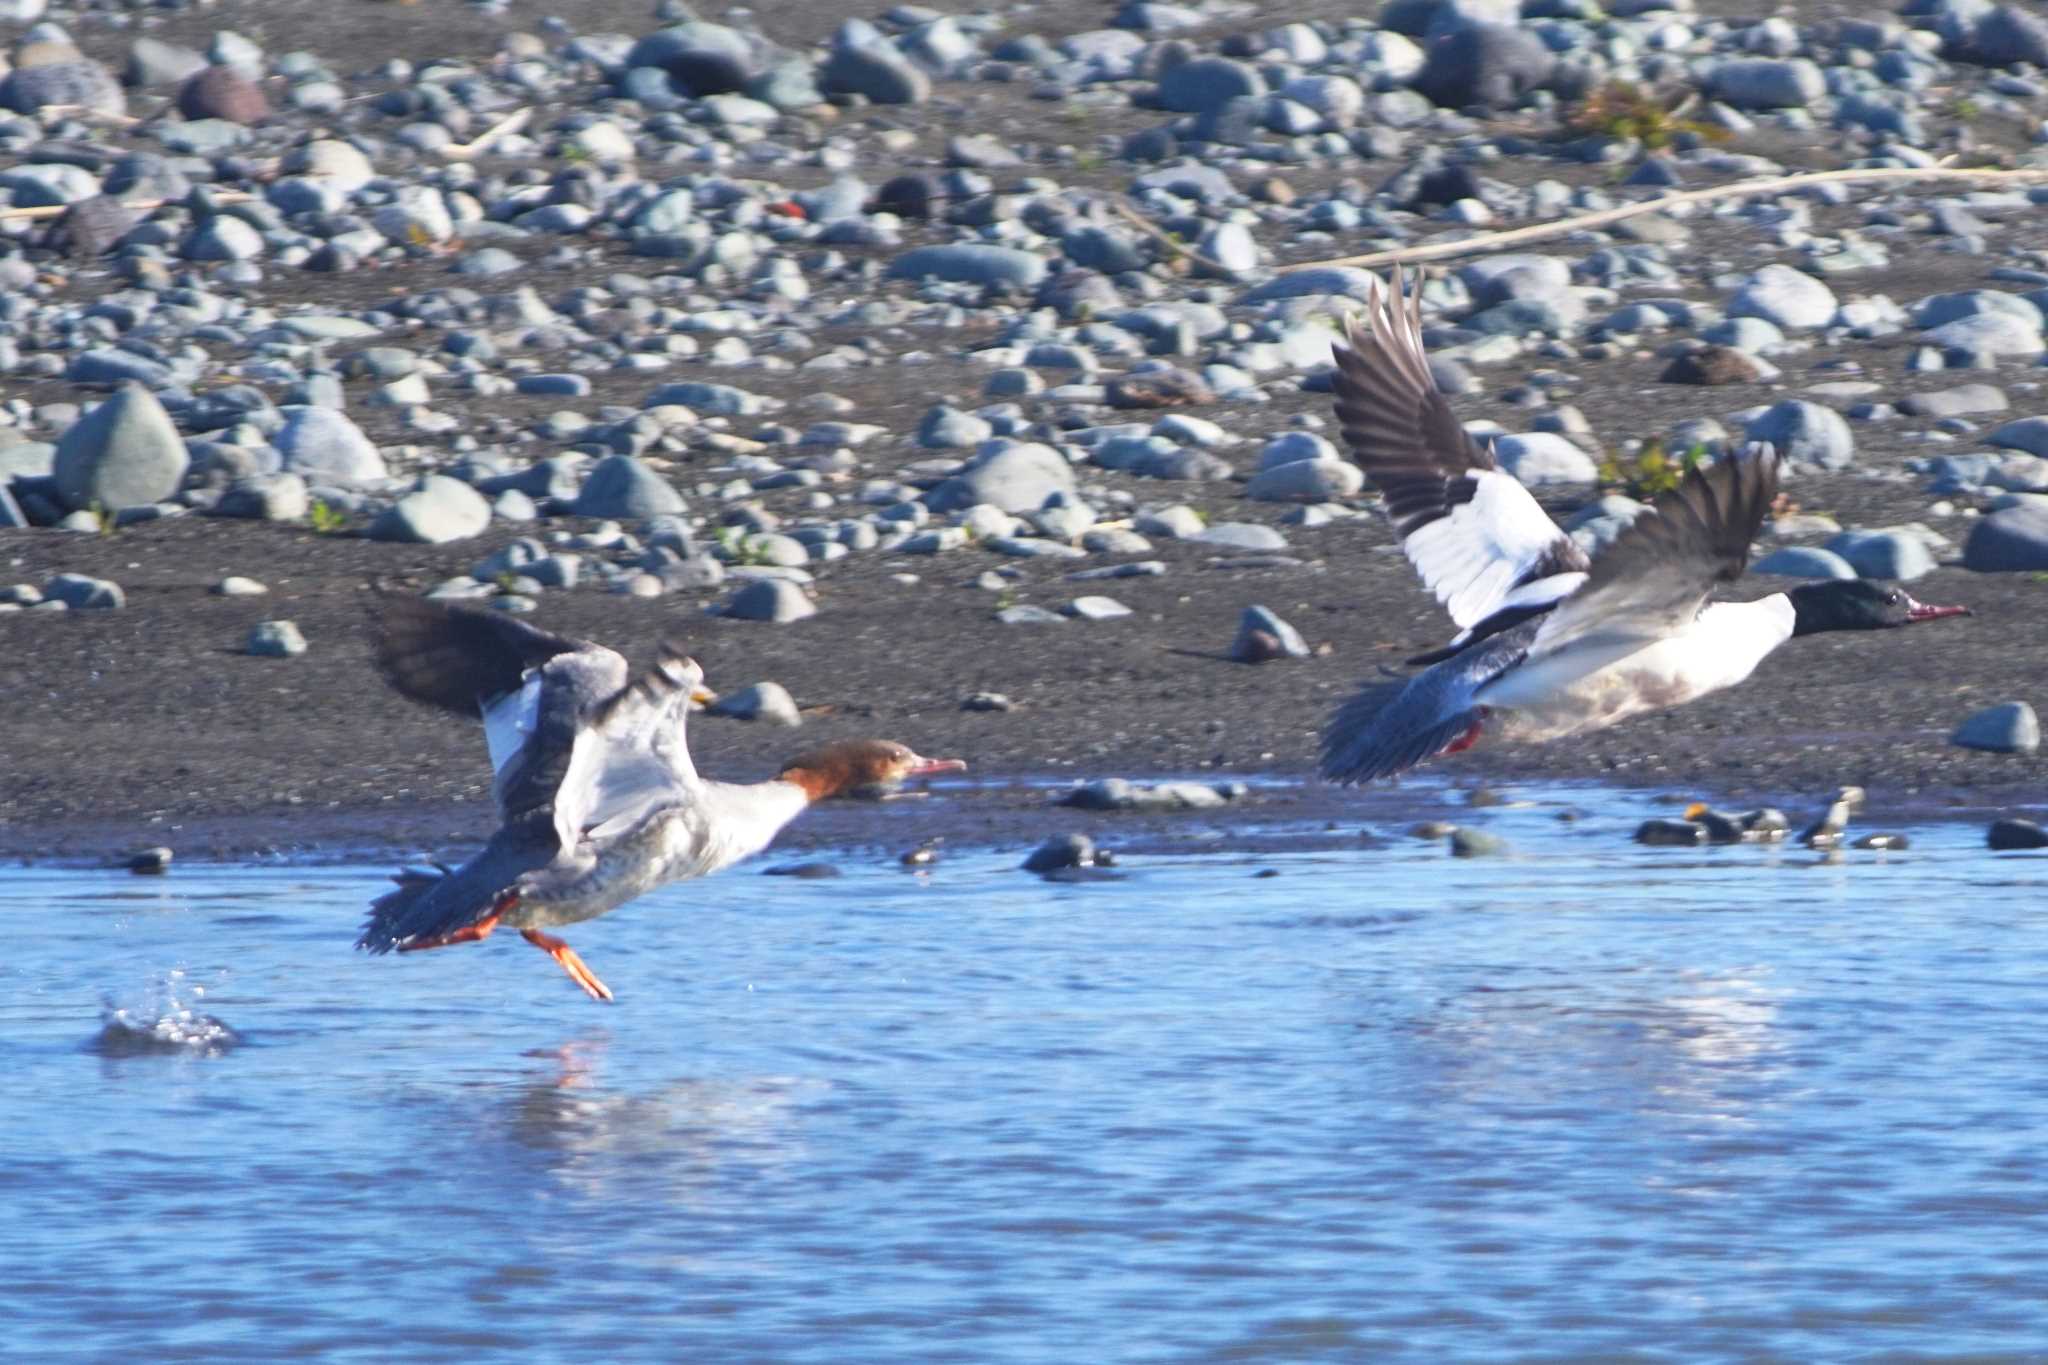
1597;440;1706;500
1563;82;1729;153
307;499;348;534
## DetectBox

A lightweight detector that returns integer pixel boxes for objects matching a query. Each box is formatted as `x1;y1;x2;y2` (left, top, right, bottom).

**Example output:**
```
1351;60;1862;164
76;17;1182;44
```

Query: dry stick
441;107;533;162
1109;196;1236;279
0;190;265;225
1278;164;2048;273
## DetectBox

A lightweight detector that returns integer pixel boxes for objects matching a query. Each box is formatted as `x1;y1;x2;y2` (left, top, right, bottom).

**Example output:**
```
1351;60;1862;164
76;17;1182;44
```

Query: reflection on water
6;784;2048;1359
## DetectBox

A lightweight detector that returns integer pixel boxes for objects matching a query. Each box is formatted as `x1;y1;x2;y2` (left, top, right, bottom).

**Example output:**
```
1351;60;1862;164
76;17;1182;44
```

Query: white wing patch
1406;469;1581;630
480;675;542;779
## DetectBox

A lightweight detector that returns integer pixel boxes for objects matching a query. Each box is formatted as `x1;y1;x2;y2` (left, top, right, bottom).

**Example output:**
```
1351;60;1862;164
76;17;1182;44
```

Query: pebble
369;476;491;544
212;576;268;596
245;620;307;657
1962;503;2048;571
1230;605;1310;662
1987;818;2048;850
52;385;189;513
1447;827;1510;858
715;579;815;623
43;573;123;609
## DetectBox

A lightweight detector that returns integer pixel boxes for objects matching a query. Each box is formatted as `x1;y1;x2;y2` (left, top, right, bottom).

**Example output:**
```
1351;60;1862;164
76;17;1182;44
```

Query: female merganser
357;597;965;1001
1320;269;1970;784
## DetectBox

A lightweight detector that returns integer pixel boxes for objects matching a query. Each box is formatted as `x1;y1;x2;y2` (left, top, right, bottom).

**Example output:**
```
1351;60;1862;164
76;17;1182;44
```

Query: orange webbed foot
521;928;615;1003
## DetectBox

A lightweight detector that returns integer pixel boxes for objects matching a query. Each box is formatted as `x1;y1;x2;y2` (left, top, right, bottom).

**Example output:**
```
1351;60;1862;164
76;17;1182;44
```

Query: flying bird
358;597;964;1001
1320;269;1969;785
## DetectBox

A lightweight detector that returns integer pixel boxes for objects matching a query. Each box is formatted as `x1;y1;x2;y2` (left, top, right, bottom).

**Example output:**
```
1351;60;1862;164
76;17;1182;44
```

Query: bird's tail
356;835;549;953
1320;676;1484;785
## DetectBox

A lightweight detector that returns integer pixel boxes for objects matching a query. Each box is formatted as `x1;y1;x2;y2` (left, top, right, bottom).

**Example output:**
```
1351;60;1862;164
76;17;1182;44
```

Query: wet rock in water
1229;605;1310;662
1057;777;1244;811
900;839;942;867
52;384;189;512
1448;827;1510;858
1951;701;2040;754
716;578;816;623
1635;818;1708;847
44;573;123;609
1988;818;2048;850
707;681;801;727
125;846;173;875
961;692;1014;712
246;620;307;657
1410;821;1457;839
762;861;843;878
1023;832;1101;873
1853;833;1909;851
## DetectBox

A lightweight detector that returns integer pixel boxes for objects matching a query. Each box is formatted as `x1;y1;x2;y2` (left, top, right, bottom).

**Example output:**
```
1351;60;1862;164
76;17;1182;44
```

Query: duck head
1788;580;1971;636
778;740;966;802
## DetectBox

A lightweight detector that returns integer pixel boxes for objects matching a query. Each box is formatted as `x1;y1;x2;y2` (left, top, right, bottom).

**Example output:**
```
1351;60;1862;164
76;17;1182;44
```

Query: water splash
92;970;241;1057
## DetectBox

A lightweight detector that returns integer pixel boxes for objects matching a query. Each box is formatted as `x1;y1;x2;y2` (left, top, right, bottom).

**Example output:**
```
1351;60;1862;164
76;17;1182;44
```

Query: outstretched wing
1524;446;1780;664
1330;267;1590;642
374;594;595;718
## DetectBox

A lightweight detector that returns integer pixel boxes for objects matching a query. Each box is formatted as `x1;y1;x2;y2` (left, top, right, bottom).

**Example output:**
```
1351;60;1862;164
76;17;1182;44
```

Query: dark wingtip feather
370;593;590;718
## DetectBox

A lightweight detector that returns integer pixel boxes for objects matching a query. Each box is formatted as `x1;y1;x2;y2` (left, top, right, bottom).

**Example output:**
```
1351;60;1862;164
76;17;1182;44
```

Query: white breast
1481;595;1796;742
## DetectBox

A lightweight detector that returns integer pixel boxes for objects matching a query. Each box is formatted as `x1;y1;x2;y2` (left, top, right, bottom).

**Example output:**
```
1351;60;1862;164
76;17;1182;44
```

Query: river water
8;784;2048;1360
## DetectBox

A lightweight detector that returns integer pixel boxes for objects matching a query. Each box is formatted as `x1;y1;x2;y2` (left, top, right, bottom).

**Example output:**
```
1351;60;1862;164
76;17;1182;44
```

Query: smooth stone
1746;400;1855;469
995;604;1066;625
1494;432;1598;485
52;383;189;512
1988;817;2048;850
275;407;386;486
572;455;687;518
1729;264;1838;330
1899;384;2009;418
1196;522;1288;551
1752;546;1858;579
1022;833;1097;873
1952;700;2040;753
1707;57;1826;109
213;473;308;522
1064;595;1132;620
213;576;268;596
245;620;307;657
1823;530;1936;581
925;442;1075;514
1962;503;2048;570
44;573;123;609
886;244;1044;291
716;578;815;623
1448;827;1510;858
368;475;491;544
1230;605;1310;661
707;681;802;727
1412;23;1554;108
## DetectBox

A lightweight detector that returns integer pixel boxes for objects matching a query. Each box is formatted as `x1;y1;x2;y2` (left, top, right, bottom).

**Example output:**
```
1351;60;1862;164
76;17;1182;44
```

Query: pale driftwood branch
1108;196;1236;278
0;190;263;225
1279;163;2048;273
441;107;532;162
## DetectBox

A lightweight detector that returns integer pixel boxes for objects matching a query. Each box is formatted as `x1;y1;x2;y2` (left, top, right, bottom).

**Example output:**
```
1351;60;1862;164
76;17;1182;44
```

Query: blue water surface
6;786;2048;1361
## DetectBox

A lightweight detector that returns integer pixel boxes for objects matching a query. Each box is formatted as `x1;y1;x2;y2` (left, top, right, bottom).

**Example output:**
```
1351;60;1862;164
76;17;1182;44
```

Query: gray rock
1230;605;1310;661
925;442;1075;514
52;384;189;512
1964;4;2048;66
1064;595;1132;620
707;681;802;727
1413;24;1555;108
1746;401;1855;469
1825;529;1936;580
1990;417;2048;457
1156;56;1264;113
1244;458;1364;502
2;60;125;118
213;576;268;596
1988;817;2048;849
245;620;307;657
1022;833;1098;873
572;455;686;518
1963;503;2048;570
276;407;387;486
820;28;931;105
1752;545;1858;579
996;604;1066;625
1912;290;2042;331
1197;522;1288;551
886;244;1047;292
716;578;815;623
213;473;309;522
369;476;491;544
1708;58;1826;109
184;215;265;262
1729;265;1838;330
1899;384;2009;418
1925;312;2045;360
1495;432;1598;485
44;573;123;609
1448;826;1510;858
1952;701;2039;753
